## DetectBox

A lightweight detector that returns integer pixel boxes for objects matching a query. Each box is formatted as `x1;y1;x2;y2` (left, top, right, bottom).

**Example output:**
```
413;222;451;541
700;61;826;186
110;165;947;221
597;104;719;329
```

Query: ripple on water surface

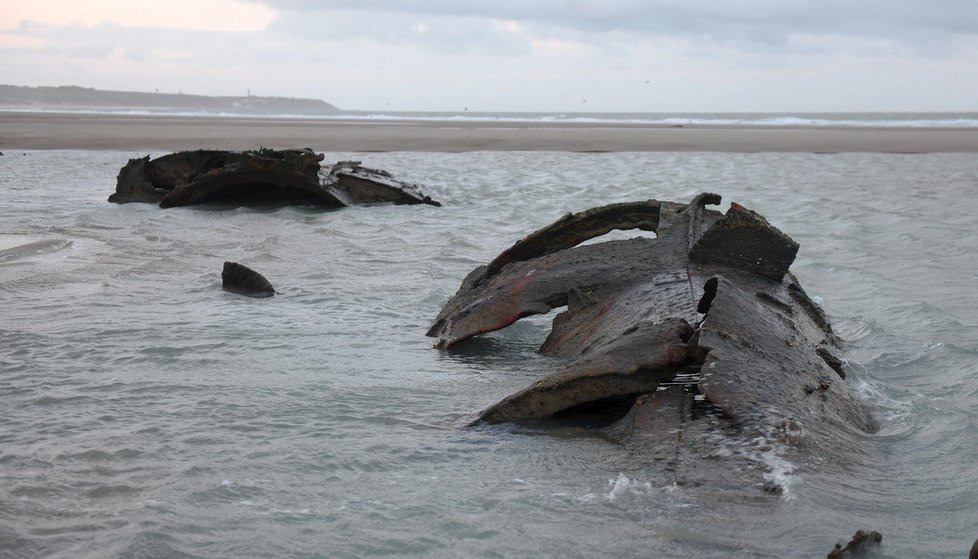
1;150;977;557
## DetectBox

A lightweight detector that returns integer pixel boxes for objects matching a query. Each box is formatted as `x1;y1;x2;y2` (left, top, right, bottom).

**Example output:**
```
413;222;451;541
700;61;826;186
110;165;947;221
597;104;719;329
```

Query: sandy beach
1;111;977;153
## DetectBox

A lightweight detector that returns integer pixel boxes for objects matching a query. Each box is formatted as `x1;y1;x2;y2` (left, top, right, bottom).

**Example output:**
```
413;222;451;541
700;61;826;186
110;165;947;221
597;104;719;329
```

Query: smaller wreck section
429;194;878;494
109;148;440;208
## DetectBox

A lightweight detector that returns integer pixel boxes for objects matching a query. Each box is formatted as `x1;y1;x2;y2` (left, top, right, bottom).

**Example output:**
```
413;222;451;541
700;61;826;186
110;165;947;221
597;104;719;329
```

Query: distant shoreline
0;84;339;116
2;110;977;153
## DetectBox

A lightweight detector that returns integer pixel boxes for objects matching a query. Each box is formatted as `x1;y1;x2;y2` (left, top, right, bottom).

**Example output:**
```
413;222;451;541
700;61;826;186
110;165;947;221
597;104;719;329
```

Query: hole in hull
550;393;643;429
577;229;658;246
697;277;719;314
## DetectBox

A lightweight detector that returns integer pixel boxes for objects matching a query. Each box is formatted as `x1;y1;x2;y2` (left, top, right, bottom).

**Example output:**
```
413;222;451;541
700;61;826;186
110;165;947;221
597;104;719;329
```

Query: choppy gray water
1;150;977;558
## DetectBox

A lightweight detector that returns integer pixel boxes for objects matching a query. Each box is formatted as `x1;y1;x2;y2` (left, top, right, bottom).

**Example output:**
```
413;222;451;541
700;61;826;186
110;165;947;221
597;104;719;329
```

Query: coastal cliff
0;84;339;115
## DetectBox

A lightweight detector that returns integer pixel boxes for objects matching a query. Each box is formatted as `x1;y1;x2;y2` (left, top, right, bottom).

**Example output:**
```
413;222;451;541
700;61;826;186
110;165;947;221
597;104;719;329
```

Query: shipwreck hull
429;194;877;493
109;148;440;208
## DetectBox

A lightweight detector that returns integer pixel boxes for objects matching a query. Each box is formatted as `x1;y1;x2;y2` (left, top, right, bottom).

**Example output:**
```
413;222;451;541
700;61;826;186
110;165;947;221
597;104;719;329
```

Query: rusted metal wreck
429;194;878;493
109;148;440;208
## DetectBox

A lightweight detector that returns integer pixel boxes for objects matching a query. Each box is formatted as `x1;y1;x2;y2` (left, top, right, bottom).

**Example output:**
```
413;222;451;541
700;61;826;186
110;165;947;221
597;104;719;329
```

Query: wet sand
2;111;977;153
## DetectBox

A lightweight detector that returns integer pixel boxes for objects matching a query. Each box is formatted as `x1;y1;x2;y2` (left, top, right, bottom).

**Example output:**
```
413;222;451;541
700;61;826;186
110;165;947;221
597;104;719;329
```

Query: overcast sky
2;0;977;112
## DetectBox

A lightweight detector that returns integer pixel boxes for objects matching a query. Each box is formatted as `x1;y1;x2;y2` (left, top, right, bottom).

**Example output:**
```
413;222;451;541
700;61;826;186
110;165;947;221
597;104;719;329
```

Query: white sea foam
760;448;796;499
3;105;978;128
0;236;71;260
607;473;653;501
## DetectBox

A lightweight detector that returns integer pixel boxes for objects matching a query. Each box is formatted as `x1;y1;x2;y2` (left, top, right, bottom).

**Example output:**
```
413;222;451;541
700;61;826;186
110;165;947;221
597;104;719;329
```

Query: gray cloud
267;9;533;54
259;0;978;48
3;0;976;111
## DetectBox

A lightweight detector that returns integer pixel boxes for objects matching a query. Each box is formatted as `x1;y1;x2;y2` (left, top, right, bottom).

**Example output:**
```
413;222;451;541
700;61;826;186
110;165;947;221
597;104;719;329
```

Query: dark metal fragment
222;261;275;298
827;530;882;558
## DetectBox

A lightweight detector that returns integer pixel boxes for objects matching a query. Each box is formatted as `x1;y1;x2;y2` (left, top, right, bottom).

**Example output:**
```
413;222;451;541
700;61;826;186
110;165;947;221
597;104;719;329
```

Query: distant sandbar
2;111;977;153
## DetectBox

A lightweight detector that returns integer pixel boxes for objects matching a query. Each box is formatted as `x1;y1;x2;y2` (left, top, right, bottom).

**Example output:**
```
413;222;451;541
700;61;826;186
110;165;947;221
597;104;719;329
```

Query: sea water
1;150;977;557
